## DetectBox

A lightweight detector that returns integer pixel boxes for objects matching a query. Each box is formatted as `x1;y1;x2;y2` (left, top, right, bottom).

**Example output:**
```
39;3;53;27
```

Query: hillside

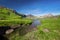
0;6;33;40
0;6;32;26
0;6;26;20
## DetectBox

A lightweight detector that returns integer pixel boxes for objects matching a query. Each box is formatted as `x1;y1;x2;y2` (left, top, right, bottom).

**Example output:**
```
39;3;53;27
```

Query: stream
0;19;40;40
30;19;40;27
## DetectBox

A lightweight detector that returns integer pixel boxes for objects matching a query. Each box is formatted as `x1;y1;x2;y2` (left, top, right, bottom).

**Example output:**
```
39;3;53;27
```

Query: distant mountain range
39;14;60;18
26;13;60;19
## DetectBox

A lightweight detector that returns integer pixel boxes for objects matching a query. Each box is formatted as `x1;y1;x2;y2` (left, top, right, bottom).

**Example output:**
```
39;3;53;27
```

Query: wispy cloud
19;9;60;16
20;9;42;15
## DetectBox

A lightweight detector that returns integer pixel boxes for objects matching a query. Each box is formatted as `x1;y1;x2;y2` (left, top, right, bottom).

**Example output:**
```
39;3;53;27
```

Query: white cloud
23;9;42;15
19;9;60;16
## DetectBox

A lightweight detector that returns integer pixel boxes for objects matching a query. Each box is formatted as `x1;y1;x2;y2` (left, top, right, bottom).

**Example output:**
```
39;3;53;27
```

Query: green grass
1;6;60;40
36;18;60;40
0;7;32;26
7;17;60;40
0;19;32;26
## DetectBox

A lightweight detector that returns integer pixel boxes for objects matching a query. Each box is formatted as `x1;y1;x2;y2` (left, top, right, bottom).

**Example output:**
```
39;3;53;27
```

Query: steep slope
0;6;32;26
0;6;26;20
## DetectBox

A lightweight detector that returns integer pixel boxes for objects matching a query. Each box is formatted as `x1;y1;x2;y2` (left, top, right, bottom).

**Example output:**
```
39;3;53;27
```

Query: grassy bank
0;19;32;26
8;17;60;40
36;18;60;40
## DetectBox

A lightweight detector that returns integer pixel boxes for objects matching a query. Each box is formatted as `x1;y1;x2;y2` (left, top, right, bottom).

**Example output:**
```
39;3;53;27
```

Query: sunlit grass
5;17;60;40
0;19;32;26
9;17;60;40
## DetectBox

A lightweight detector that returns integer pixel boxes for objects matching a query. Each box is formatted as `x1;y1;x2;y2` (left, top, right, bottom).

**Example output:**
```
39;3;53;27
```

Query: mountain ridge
0;6;26;20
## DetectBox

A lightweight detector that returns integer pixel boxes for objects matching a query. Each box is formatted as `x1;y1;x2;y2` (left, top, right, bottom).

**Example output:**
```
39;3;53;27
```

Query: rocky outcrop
40;13;53;18
43;13;53;18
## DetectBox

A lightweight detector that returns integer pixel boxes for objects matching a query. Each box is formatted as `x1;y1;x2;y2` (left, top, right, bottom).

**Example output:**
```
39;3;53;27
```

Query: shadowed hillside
0;6;26;20
0;6;32;40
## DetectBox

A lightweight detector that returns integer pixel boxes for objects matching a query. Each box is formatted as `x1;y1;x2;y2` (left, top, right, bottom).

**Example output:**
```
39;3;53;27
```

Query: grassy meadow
0;19;32;26
0;7;60;40
7;17;60;40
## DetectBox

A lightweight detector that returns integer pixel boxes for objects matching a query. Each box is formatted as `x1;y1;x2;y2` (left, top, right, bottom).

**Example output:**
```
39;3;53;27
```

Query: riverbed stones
43;28;49;32
5;29;14;34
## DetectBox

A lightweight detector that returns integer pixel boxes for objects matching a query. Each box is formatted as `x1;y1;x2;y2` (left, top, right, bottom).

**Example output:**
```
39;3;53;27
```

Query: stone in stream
0;26;11;35
5;29;14;34
43;29;50;32
0;26;20;35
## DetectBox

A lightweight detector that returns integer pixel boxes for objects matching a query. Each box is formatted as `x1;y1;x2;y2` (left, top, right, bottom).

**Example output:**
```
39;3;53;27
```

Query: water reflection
32;19;40;27
19;19;40;36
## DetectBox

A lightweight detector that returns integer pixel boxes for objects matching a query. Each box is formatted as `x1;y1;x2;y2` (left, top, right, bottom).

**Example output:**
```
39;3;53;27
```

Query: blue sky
0;0;60;16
